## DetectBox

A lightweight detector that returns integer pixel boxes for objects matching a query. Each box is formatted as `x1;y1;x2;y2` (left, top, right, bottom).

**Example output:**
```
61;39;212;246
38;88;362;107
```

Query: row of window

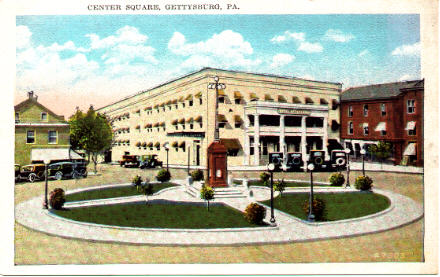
15;112;48;122
26;130;57;144
346;122;416;136
347;100;416;118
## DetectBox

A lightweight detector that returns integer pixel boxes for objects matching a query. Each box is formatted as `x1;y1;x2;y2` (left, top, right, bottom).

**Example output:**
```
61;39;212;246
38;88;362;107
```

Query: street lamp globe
267;163;275;171
164;142;170;150
344;148;351;154
360;149;366;155
43;159;50;165
307;163;315;171
214;76;219;82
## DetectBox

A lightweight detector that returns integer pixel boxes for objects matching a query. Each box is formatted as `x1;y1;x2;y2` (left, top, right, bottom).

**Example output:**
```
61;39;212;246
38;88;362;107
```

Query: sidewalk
15;182;423;246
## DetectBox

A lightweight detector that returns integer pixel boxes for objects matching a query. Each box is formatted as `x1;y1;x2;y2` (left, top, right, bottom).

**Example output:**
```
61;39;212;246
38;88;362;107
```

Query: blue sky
16;14;421;116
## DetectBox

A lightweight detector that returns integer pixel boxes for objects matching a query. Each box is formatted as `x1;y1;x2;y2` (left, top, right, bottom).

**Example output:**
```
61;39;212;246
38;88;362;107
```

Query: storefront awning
264;94;273;101
234;115;242;122
195;91;202;98
405;121;416;130
147;142;153;147
142;142;147;147
250;93;258;100
320;98;329;105
278;95;287;102
178;141;186;147
292;96;301;103
154;142;160;147
153;122;159;127
218;90;225;96
178;118;185;124
171;119;178;125
185;94;193;100
31;148;84;162
234;91;243;99
171;141;178;147
178;96;184;102
217;114;227;123
403;143;416;156
375;122;386;131
220;139;242;150
136;142;141;147
186;117;194;123
194;115;202;122
305;97;314;104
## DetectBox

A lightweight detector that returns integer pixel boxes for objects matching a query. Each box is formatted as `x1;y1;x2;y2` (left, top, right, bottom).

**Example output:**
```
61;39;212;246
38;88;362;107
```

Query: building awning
362;122;369;127
165;100;172;105
159;103;165;107
153;104;159;109
194;115;202;122
147;142;153;147
160;122;165;126
320;98;329;105
31;148;84;162
234;91;243;99
292;96;301;103
171;141;178;147
305;97;314;104
144;106;152;111
172;99;178;104
185;94;193;100
142;142;147;147
135;109;140;113
186;117;194;123
136;141;141;147
217;114;227;123
250;93;258;100
195;91;202;98
220;139;242;150
171;119;178;125
405;121;416;130
403;143;416;156
278;95;287;102
153;122;159;127
264;94;273;101
178;141;186;147
375;122;386;131
178;96;184;102
178;118;185;124
154;142;160;147
135;125;141;129
145;123;152;128
218;90;225;96
234;115;242;122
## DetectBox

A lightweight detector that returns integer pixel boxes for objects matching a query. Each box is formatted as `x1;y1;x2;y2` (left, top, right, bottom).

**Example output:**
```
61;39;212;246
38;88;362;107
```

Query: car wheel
28;173;37;183
72;172;79;179
55;171;63;180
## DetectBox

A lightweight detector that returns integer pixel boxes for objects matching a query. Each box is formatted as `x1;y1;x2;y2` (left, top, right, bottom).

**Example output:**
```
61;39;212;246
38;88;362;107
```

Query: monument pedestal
207;141;228;188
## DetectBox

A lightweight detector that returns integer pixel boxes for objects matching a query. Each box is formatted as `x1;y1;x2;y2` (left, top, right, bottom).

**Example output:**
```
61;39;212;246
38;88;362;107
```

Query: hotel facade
97;68;343;168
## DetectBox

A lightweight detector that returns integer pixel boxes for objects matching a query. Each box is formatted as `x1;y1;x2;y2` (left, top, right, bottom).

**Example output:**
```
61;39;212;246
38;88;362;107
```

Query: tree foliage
368;141;392;162
274;179;286;197
200;185;215;211
69;106;113;173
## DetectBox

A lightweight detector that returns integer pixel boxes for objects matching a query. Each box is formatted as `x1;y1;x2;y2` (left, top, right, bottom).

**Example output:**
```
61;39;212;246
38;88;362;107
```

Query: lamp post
307;163;315;222
344;148;351;188
208;76;226;142
187;146;191;175
267;163;276;224
360;149;366;176
164;142;170;172
43;158;50;209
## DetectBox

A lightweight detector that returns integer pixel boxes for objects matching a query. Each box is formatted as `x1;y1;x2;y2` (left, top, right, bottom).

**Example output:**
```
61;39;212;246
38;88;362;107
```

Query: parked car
71;160;88;178
48;161;85;180
15;164;21;182
329;150;347;170
285;152;304;171
308;150;326;170
139;154;163;169
17;163;46;183
120;155;140;168
268;152;283;171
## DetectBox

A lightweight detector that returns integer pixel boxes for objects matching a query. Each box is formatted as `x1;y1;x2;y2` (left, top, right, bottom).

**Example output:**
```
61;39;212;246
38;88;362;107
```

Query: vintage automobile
285;152;304;171
268;152;284;171
119;155;140;168
330;150;348;169
307;149;348;171
17;163;46;183
48;161;86;180
308;150;326;170
15;164;21;182
139;154;163;169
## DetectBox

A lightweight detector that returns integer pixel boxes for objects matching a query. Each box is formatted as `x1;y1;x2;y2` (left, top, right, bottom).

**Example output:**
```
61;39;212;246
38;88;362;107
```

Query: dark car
285;152;304;171
308;150;326;170
71;160;88;178
15;164;20;182
17;164;46;183
268;152;284;171
120;155;140;168
48;161;85;180
140;154;163;169
330;150;347;169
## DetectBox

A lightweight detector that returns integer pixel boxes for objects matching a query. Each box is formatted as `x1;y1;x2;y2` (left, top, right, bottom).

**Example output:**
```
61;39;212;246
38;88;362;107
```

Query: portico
243;101;329;168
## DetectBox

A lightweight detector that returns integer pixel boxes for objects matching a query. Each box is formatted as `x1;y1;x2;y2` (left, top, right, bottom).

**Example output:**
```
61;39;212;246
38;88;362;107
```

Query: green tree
69;105;113;173
200;185;215;211
274;179;286;197
368;141;392;163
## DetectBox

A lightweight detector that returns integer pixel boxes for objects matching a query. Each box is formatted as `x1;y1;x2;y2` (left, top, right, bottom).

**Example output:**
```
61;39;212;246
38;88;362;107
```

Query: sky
15;14;421;118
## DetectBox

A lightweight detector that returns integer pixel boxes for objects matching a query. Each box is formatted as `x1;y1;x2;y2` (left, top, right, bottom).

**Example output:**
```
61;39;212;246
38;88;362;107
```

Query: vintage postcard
1;0;438;275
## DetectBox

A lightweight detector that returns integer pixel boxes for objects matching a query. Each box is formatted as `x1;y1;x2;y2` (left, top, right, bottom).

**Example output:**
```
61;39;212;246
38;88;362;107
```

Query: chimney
27;91;38;101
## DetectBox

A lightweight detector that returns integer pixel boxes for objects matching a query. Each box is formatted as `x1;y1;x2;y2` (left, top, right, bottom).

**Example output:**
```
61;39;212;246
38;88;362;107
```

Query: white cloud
270;53;295;68
16;25;32;49
398;74;414;81
391;42;421;56
86;26;148;49
358;50;369;57
323;29;355;43
298;74;315;80
298;41;323;53
168;30;261;71
270;31;305;44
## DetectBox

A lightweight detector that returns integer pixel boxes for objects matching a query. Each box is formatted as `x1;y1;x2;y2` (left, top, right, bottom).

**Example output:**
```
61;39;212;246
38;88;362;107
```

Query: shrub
49;188;66;210
355;176;373;191
329;172;345;186
244;203;267;224
259;172;270;186
303;198;326;221
200;185;215;211
156;169;171;183
191;169;204;181
274;179;286;197
132;175;142;186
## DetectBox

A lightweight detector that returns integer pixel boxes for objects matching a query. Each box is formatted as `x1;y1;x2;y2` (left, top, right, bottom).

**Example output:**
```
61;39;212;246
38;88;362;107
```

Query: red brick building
340;80;423;166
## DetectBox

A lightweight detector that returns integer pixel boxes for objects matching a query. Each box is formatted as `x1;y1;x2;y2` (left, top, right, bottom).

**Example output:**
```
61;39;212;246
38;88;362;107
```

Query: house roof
14;97;66;122
341;79;424;102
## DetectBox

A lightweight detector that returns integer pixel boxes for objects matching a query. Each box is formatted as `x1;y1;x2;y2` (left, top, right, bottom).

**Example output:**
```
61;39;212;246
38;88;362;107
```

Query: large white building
97;68;343;168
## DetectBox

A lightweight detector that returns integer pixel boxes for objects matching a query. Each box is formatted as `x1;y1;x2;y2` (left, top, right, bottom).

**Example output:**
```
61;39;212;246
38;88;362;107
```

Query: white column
279;115;286;162
301;116;307;171
243;114;250;165
323;115;329;160
254;114;260;165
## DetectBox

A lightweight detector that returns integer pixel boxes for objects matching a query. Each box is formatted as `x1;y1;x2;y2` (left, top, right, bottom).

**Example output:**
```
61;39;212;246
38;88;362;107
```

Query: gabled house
14;91;80;165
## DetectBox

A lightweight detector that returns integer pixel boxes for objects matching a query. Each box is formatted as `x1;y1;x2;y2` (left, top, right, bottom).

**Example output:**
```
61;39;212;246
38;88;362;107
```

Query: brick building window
363;105;368;117
48;130;57;144
407;99;415;114
408;127;416;136
363;123;369;136
381;103;386;116
347;121;353;135
348;106;353;117
26;130;35;143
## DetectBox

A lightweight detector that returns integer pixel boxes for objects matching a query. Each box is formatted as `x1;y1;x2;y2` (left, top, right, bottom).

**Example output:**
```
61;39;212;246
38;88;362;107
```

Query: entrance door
196;145;201;166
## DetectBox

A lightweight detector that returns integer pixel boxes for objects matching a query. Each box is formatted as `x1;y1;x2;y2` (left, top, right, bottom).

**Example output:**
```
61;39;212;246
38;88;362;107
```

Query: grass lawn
53;200;266;229
65;183;178;202
261;192;391;221
234;179;327;187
